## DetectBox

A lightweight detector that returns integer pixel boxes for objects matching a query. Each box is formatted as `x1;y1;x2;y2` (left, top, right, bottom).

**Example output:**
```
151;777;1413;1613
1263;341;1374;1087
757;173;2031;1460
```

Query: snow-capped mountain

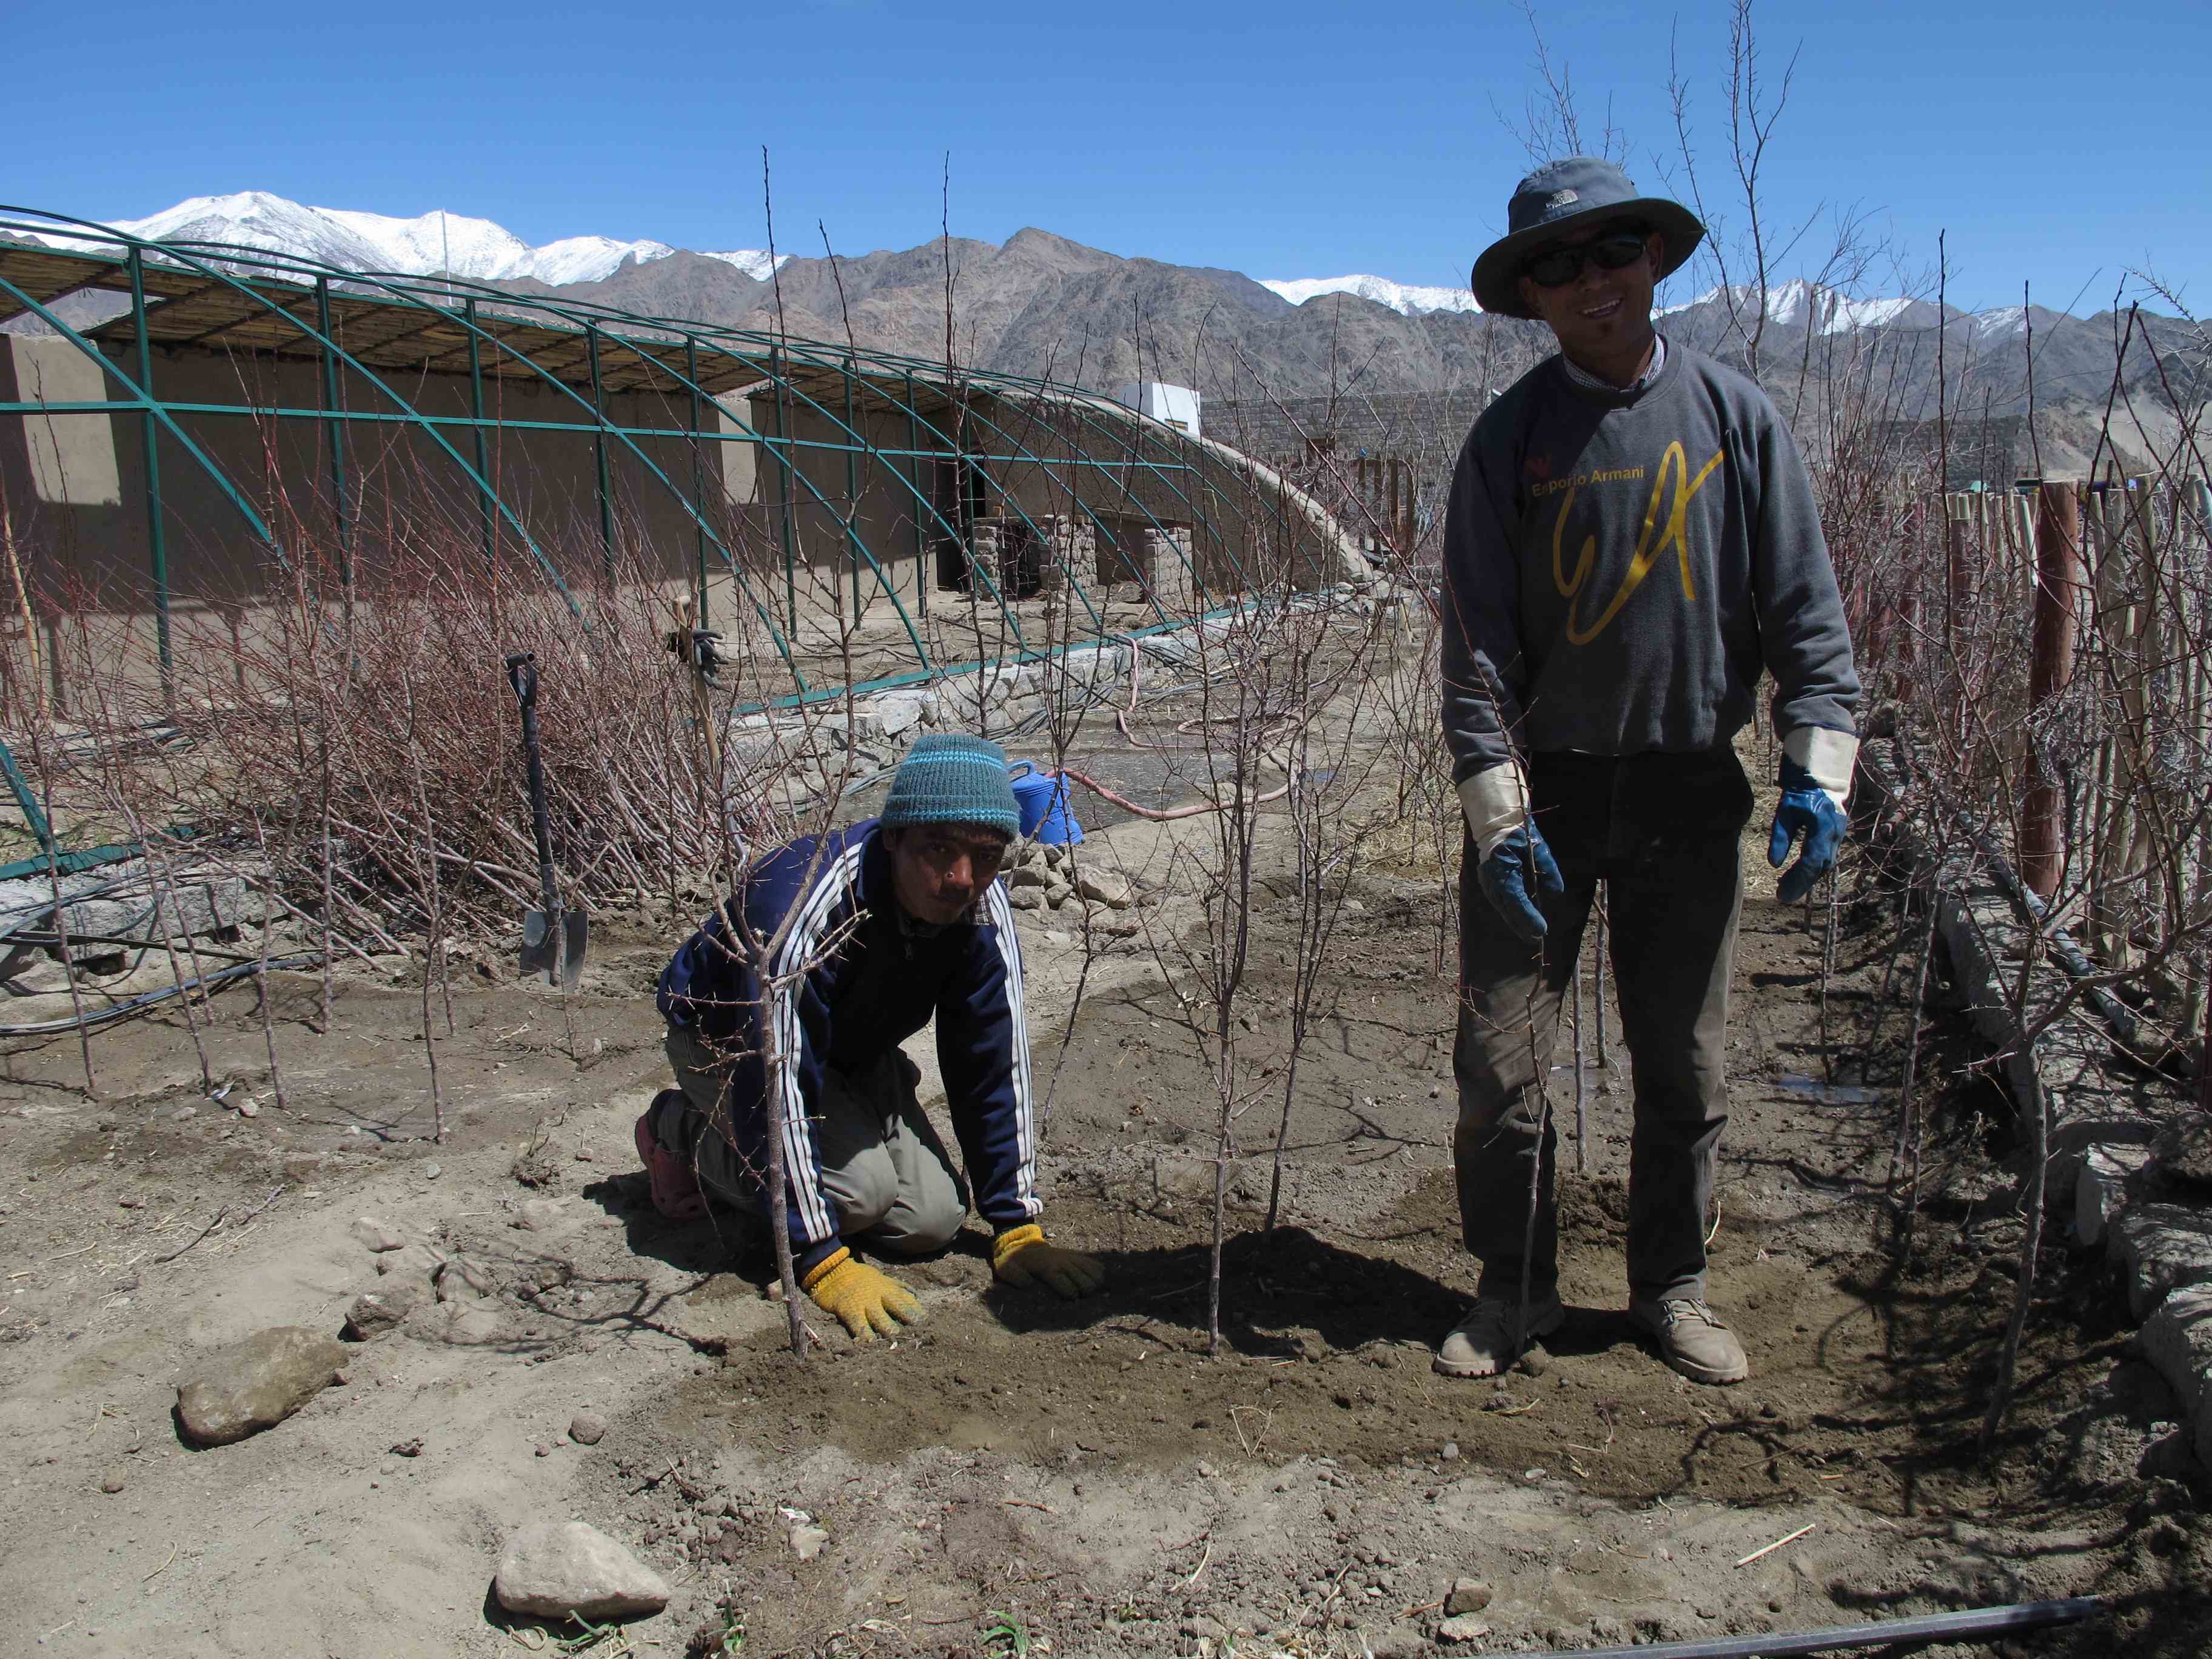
1256;270;1943;331
28;192;785;287
24;193;2044;344
1658;278;1925;334
1652;277;2056;339
1259;273;1482;316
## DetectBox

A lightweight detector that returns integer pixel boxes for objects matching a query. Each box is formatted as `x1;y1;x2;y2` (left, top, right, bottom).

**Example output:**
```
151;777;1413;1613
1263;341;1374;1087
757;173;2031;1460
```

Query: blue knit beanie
880;733;1021;839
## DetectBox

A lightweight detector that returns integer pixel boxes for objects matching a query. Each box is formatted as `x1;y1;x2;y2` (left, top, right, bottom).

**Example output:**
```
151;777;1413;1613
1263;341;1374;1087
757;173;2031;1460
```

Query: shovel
505;653;586;990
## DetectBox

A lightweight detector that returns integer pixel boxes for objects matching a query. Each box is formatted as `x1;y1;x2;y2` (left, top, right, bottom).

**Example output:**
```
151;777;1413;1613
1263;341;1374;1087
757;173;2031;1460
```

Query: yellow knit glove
992;1224;1105;1299
800;1247;922;1339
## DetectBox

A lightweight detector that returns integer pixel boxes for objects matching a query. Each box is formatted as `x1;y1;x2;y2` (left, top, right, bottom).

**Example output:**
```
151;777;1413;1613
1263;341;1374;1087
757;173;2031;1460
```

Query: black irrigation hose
7;930;263;964
1519;1595;2101;1659
0;951;326;1037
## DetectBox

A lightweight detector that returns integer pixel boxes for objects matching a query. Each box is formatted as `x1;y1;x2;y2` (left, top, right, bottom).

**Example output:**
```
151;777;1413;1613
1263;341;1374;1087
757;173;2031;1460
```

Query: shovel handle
505;654;561;917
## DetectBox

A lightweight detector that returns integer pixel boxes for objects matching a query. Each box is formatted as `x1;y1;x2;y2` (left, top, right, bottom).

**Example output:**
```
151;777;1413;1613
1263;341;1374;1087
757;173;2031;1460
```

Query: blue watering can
1007;761;1084;845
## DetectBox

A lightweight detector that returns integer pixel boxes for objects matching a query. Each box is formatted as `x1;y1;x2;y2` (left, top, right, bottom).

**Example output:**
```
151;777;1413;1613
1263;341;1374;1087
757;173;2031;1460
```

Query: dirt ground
3;771;2209;1657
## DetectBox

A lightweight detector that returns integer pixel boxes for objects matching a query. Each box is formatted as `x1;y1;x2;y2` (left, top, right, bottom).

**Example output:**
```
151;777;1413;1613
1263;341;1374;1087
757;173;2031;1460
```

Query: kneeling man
638;733;1103;1339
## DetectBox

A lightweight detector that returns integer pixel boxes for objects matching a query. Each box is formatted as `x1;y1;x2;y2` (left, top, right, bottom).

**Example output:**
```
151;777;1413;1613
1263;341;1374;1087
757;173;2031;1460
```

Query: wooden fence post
2022;482;2084;901
1946;503;1972;668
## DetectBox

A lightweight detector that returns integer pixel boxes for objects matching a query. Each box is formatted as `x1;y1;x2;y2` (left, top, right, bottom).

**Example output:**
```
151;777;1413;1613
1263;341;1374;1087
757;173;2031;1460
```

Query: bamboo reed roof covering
0;238;771;397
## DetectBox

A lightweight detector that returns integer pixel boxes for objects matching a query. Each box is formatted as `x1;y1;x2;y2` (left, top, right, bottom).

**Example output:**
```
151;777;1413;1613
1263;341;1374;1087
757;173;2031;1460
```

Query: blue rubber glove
1478;823;1566;946
1768;756;1848;904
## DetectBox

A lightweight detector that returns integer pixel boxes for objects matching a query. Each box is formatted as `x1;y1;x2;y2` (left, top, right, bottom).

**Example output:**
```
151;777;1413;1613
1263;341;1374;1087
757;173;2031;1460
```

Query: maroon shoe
634;1107;709;1222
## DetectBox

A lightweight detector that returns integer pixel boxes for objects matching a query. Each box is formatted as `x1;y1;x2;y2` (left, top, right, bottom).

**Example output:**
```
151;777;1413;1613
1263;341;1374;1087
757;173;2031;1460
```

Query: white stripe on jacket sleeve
984;879;1042;1218
766;844;865;1244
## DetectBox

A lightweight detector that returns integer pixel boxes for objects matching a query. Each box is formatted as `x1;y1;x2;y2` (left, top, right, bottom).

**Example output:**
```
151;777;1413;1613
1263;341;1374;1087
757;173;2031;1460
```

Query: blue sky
8;0;2207;314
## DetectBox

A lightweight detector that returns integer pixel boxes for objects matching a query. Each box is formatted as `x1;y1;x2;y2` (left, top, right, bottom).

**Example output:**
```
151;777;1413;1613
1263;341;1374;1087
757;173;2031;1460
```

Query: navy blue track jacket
655;819;1039;1269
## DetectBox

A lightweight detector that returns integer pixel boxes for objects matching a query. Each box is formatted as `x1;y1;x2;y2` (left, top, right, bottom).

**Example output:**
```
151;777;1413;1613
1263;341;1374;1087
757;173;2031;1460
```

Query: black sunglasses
1523;229;1652;289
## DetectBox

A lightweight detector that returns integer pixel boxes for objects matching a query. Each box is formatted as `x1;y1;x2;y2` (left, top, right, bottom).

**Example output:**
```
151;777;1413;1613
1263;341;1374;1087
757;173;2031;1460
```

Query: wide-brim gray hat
1471;156;1704;320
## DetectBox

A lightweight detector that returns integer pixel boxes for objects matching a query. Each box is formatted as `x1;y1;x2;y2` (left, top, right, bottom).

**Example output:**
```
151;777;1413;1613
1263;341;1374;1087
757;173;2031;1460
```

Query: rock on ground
569;1410;608;1446
2114;1204;2212;1318
434;1258;494;1302
418;1303;508;1346
343;1281;422;1340
2160;1122;2212;1193
1444;1578;1493;1615
2076;1142;2156;1249
494;1521;671;1621
1075;867;1134;908
2139;1284;2212;1464
1437;1614;1493;1643
349;1216;405;1253
377;1242;446;1286
175;1327;348;1446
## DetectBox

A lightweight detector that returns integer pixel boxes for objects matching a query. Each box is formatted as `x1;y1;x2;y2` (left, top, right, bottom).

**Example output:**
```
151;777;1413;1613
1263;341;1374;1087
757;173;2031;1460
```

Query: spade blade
520;908;558;981
558;908;587;991
520;907;586;988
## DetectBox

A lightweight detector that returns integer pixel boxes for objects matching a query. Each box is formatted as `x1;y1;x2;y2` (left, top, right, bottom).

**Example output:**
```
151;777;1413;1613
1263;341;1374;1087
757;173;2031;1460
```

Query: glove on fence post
992;1224;1105;1298
1768;729;1858;906
801;1247;921;1339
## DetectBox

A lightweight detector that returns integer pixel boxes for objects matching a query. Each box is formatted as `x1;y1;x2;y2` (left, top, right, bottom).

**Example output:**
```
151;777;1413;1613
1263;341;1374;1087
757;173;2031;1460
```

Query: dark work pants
1453;749;1752;1306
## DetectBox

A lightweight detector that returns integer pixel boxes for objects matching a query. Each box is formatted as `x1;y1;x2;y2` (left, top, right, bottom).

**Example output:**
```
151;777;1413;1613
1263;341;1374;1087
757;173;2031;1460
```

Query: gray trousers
657;1025;967;1255
1454;749;1751;1306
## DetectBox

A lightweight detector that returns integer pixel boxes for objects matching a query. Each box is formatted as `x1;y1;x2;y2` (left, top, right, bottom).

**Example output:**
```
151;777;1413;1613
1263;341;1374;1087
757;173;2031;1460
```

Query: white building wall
1112;380;1201;440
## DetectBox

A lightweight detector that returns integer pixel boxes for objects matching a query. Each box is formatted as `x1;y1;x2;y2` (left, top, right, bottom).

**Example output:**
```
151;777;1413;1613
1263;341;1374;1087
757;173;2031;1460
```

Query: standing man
1437;158;1860;1385
639;733;1104;1340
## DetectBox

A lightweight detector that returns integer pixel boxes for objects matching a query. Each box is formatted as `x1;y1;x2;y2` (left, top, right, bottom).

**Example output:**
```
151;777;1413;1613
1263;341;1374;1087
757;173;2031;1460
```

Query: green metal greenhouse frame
0;206;1369;871
0;207;1361;704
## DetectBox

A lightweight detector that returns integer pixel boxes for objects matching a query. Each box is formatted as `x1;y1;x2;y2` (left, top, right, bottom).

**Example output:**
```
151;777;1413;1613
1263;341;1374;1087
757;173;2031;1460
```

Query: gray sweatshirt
1440;338;1860;783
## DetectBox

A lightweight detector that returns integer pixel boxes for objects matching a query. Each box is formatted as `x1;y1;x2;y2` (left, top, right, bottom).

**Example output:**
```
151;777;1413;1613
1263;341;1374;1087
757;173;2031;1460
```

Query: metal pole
768;348;797;635
585;324;615;587
312;278;352;594
0;735;55;863
465;297;493;573
2023;481;2083;900
127;248;172;697
843;360;862;629
904;370;928;624
687;336;708;631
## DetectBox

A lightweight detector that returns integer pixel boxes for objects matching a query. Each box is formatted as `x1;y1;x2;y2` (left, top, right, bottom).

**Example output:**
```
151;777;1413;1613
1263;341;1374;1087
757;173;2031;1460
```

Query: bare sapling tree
73;662;218;1095
1872;378;2212;1446
666;153;899;1355
247;808;290;1113
1262;592;1391;1233
0;557;96;1093
400;659;449;1144
1185;598;1279;1356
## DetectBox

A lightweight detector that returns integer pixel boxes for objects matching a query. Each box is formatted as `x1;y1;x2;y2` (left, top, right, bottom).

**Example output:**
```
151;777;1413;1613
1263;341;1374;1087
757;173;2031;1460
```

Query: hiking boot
634;1094;710;1223
1432;1293;1565;1378
1631;1295;1748;1385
